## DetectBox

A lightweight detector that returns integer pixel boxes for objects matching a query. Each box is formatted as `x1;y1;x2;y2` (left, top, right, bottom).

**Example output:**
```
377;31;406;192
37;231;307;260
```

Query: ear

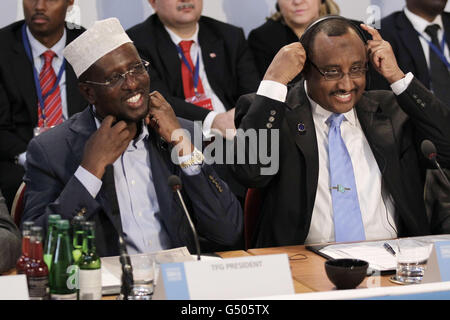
148;0;157;10
78;83;97;105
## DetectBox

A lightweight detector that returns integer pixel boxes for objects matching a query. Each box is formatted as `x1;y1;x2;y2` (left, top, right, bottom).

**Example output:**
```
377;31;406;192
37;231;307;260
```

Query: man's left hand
361;24;405;84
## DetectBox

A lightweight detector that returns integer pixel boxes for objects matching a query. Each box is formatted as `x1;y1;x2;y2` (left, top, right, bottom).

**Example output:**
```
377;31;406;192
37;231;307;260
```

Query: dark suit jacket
231;78;450;248
126;14;260;121
0;189;21;273
248;19;299;79
22;107;243;257
0;20;87;209
369;11;450;91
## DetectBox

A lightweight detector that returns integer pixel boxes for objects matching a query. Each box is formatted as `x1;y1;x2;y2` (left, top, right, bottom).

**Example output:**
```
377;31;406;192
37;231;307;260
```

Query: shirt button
131;180;135;185
138;211;142;217
270;110;276;116
148;241;152;246
266;123;273;129
268;116;275;122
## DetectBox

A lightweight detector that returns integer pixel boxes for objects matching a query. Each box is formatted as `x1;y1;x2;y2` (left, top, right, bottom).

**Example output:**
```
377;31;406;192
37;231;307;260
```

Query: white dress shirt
164;24;227;138
257;72;414;244
404;7;450;69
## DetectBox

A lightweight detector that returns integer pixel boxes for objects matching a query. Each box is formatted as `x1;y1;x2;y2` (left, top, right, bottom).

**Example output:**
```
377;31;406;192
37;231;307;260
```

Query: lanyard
176;45;201;94
21;24;66;122
417;30;450;69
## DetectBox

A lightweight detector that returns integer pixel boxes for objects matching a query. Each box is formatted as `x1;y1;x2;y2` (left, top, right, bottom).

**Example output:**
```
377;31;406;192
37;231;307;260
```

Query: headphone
298;15;372;88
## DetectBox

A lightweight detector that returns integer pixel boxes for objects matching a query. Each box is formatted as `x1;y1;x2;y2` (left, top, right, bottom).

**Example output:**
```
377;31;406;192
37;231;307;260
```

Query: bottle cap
56;219;70;230
72;215;86;224
22;220;34;230
48;214;61;224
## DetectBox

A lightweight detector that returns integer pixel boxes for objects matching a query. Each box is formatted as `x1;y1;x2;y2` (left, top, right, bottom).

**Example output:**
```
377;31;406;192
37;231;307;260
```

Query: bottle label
79;269;102;300
28;276;50;300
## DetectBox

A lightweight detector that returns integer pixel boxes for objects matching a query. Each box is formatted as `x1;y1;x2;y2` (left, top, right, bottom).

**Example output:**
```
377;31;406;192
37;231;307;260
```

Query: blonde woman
248;0;340;77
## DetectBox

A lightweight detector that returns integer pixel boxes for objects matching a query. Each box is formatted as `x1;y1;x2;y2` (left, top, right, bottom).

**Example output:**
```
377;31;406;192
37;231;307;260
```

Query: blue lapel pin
297;122;306;135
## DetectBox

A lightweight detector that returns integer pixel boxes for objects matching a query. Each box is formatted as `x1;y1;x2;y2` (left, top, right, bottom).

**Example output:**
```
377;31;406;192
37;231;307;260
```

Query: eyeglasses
84;60;150;87
309;60;368;81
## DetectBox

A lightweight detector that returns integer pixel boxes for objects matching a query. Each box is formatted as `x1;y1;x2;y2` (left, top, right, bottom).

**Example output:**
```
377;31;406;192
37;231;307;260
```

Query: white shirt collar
304;80;356;127
404;6;444;34
164;23;199;46
26;26;66;61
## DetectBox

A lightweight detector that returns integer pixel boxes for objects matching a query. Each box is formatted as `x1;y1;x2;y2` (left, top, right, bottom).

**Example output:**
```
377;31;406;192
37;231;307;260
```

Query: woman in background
248;0;340;78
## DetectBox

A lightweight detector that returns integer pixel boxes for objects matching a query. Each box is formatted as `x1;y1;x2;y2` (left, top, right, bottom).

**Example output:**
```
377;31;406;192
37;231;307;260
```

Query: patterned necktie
179;40;206;99
328;113;365;242
424;24;450;106
38;50;63;127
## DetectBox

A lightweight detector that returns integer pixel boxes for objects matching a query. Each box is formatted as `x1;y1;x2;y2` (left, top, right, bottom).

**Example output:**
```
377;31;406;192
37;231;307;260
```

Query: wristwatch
179;148;204;169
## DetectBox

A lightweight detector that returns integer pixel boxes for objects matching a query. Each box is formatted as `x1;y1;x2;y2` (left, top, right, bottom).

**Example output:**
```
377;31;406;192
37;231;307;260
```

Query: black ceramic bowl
325;259;369;290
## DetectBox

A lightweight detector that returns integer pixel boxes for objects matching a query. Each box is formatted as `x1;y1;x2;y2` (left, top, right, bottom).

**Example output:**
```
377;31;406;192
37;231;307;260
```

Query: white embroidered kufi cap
63;17;132;78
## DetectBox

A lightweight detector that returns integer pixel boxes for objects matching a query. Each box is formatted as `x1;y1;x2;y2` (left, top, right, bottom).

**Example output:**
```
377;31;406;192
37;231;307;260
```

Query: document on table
307;234;450;274
100;247;221;295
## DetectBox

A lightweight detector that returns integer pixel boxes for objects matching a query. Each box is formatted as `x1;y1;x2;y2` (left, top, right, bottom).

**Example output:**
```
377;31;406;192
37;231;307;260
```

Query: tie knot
42;50;56;64
425;24;440;38
179;40;194;53
328;113;345;128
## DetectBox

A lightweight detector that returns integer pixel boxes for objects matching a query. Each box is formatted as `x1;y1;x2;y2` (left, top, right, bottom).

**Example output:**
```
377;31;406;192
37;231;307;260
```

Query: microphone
421;139;450;186
168;175;201;261
118;234;134;300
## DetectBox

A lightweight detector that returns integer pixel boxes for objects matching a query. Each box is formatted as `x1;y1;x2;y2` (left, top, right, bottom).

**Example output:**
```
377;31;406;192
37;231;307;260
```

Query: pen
383;242;396;256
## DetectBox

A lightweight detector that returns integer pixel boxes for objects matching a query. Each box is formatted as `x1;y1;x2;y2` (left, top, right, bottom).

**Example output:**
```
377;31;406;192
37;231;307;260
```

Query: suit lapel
396;12;430;87
12;23;38;125
198;19;226;104
153;18;184;97
284;83;319;217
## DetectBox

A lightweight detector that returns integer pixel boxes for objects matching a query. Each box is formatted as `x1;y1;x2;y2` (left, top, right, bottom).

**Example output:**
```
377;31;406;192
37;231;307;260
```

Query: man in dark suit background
22;18;243;257
126;0;260;139
127;0;260;207
0;189;21;273
370;0;450;107
0;0;86;210
231;17;450;248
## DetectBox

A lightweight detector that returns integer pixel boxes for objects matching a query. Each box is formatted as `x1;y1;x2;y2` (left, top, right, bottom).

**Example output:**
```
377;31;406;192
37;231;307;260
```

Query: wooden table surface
219;245;400;293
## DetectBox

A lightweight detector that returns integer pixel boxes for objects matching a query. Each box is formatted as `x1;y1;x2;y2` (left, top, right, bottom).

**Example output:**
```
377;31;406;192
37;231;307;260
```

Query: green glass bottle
43;214;61;271
79;221;102;300
49;220;78;300
71;215;85;265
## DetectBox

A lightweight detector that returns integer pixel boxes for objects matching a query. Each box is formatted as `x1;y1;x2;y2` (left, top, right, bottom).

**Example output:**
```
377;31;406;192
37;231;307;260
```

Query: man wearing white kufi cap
22;18;243;257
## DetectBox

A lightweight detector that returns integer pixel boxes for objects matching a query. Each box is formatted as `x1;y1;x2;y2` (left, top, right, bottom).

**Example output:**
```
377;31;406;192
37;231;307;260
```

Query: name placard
423;241;450;283
153;253;294;300
0;275;29;300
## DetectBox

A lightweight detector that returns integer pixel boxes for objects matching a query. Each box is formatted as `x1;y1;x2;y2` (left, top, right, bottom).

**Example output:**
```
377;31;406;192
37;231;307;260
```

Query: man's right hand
81;116;136;179
263;42;306;85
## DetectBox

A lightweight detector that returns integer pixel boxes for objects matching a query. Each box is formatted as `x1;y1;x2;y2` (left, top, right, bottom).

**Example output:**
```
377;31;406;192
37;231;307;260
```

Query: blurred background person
248;0;340;78
0;0;86;211
0;189;21;273
370;0;450;107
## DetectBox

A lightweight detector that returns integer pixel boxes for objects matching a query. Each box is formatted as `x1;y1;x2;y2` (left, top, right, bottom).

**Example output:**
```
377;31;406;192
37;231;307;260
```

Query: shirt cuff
74;166;103;199
202;111;218;139
257;80;288;102
18;152;27;167
390;72;414;95
178;153;202;176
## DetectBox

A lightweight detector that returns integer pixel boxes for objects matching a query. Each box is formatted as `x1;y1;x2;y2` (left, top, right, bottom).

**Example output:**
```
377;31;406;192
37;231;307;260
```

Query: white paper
0;275;29;300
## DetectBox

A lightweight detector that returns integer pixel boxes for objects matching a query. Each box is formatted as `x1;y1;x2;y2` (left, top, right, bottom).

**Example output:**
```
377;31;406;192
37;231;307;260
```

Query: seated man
0;189;21;273
22;18;243;257
231;17;450;248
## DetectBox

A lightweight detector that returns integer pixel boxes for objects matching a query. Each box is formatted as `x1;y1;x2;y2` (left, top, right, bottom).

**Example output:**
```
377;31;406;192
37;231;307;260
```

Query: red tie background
179;40;206;99
37;50;63;127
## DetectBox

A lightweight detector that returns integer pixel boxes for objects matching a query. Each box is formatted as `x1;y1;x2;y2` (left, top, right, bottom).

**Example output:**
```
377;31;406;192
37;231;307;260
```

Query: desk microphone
118;234;134;300
421;139;450;187
168;175;201;261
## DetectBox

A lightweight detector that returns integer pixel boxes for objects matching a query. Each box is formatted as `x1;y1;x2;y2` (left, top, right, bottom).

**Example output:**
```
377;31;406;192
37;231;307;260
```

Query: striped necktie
37;50;63;128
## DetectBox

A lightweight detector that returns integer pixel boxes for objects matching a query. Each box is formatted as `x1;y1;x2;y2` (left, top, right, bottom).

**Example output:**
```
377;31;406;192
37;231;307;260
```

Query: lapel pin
297;122;306;135
209;52;216;58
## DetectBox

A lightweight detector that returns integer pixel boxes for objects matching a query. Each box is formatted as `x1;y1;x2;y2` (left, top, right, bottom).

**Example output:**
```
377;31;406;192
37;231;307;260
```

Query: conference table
216;244;397;294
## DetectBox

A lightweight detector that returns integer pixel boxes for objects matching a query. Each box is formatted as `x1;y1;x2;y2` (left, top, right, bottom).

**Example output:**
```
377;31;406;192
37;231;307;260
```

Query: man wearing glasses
22;18;243;257
231;17;450;248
